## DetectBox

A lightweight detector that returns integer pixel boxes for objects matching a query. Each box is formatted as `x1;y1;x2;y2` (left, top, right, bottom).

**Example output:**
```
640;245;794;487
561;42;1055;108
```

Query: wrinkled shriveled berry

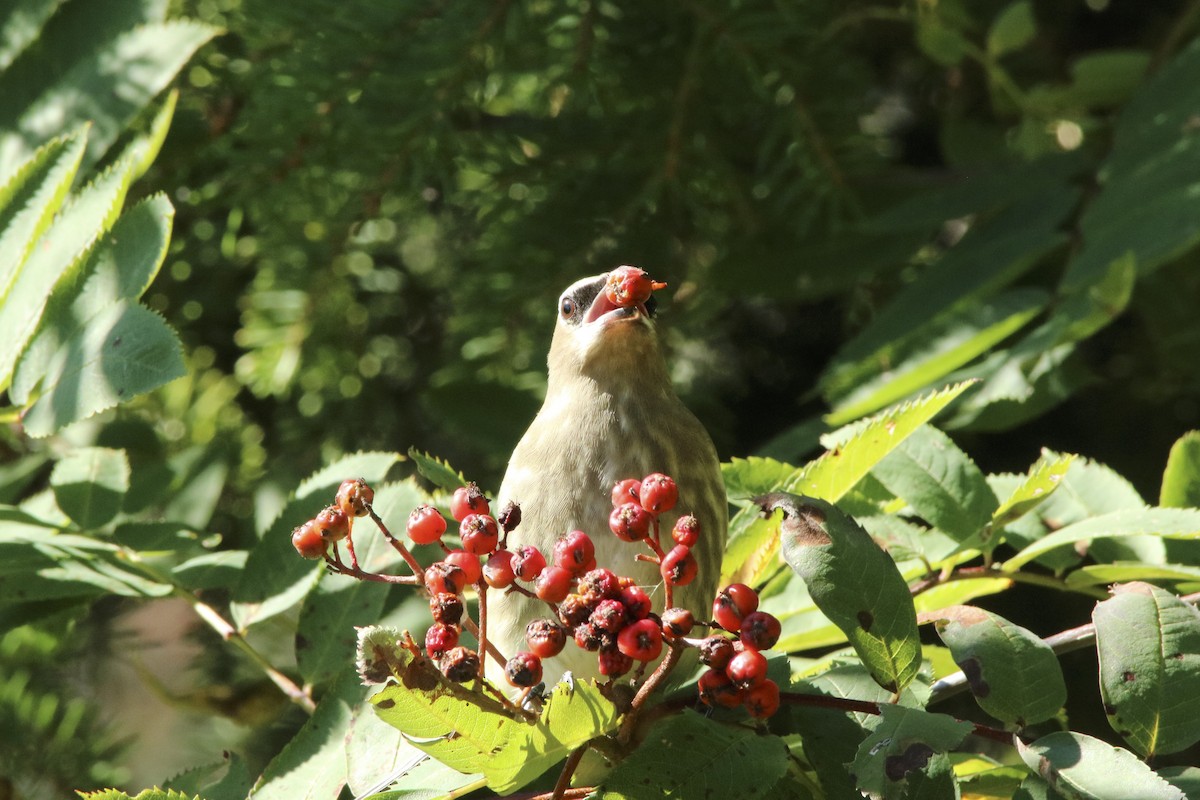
511;545;547;581
739;611;781;651
617;618;663;662
661;607;695;641
639;473;678;514
744;679;780;718
459;513;499;555
558;594;592;627
425;561;469;595
450;483;489;522
574;622;605;652
406;504;447;545
440;646;479;683
497;501;521;534
505;652;543;688
609;502;652;542
590;599;628;634
535;566;573;603
660;544;697;586
335;478;374;518
425;623;459;658
611;478;641;508
727;649;768;690
553;531;595;576
578;568;621;604
671;515;701;548
291;520;327;559
599;649;634;678
713;583;759;632
698;635;735;670
525;618;568;659
429;592;464;626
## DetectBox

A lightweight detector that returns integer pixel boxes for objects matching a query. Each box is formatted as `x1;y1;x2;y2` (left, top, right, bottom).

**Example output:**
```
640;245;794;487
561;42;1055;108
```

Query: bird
487;269;727;688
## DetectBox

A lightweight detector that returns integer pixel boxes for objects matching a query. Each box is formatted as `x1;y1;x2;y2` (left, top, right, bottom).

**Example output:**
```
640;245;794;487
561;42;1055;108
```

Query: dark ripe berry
511;545;547;581
450;483;490;522
291;520;327;559
639;473;678;514
429;592;465;626
483;550;517;589
671;515;701;548
335;478;374;518
407;504;447;545
617;618;663;662
661;607;695;641
314;505;350;542
598;649;634;678
424;623;460;658
557;594;592;627
611;478;641;508
660;544;698;587
609;503;652;542
604;265;666;307
578;568;621;604
590;599;628;634
744;679;780;718
497;500;521;534
698;635;735;670
726;649;768;690
535;566;573;602
439;646;479;683
712;583;759;632
574;622;605;652
619;585;652;620
698;668;743;709
504;652;543;688
425;561;468;595
459;513;500;555
525;618;568;659
444;550;482;584
739;611;781;651
553;531;595;576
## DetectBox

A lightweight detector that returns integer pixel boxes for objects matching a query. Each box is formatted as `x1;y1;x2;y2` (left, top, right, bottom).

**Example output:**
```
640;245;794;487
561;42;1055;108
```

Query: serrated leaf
77;790;200;800
871;425;998;542
171;551;248;592
722;456;797;501
0;529;171;602
406;448;461;493
723;382;976;585
1065;563;1200;589
773;494;921;693
988;1;1036;57
163;751;252;800
1161;431;1200;508
600;710;789;800
922;606;1065;726
1017;731;1185;800
21;301;187;436
1093;582;1200;757
49;446;130;529
1004;508;1200;571
992;452;1075;528
852;705;973;800
1158;767;1200;798
0;0;61;74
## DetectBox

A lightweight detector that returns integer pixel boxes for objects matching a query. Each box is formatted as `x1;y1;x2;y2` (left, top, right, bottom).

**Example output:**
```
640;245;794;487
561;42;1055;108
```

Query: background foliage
4;0;1200;797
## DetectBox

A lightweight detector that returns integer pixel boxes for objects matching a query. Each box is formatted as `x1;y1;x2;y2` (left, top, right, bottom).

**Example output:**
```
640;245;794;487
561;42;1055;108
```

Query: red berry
590;599;628;634
698;668;742;708
553;531;595;576
660;544;698;587
611;478;642;508
439;646;479;682
726;649;768;690
712;583;759;632
698;635;735;670
535;566;573;602
425;561;469;595
671;515;701;548
557;594;592;627
429;592;464;626
739;611;781;651
639;473;678;514
450;483;489;522
504;652;543;688
335;478;374;518
617;618;663;662
444;550;482;584
459;513;499;555
291;520;327;559
609;502;653;542
578;568;621;603
574;622;605;652
425;623;460;658
511;545;547;581
620;585;652;620
483;550;517;589
407;505;447;545
525;618;568;659
661;607;695;641
314;505;350;542
599;649;634;677
604;265;667;307
744;679;780;718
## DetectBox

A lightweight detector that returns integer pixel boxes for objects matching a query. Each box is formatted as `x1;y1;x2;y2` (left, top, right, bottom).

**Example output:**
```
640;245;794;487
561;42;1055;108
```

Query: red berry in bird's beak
604;265;667;308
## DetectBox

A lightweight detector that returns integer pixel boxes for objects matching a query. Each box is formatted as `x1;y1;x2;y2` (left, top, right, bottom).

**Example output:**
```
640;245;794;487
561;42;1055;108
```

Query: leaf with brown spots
851;704;972;800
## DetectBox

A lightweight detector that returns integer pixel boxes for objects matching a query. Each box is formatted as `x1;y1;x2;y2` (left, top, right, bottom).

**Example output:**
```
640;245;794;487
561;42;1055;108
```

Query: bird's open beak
582;273;654;326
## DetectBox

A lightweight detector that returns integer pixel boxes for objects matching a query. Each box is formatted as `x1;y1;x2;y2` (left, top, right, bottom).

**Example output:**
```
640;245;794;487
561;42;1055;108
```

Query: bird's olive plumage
488;272;727;687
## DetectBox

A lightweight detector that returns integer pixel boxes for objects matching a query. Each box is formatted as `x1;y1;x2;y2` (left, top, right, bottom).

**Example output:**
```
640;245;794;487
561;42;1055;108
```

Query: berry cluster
695;583;782;718
604;265;667;308
290;478;374;560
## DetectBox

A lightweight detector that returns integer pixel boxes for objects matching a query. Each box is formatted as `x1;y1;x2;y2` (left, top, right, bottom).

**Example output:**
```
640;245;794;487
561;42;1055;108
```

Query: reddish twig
617;643;685;744
780;692;1012;744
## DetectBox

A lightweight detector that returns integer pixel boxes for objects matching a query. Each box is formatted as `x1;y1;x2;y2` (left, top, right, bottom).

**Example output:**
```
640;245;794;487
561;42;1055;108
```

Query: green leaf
77;790;200;800
49;446;130;529
600;710;789;800
1065;563;1200;589
923;606;1065;726
1161;431;1200;508
1016;731;1186;800
913;577;1012;617
1004;508;1200;571
851;705;973;800
0;528;171;602
21;301;187;437
722;456;798;501
773;494;921;693
988;1;1036;57
1093;582;1200;757
0;0;61;73
171;551;249;592
916;17;971;67
1158;767;1200;799
405;448;461;493
723;382;976;585
871;425;997;542
992;452;1075;528
231;452;401;630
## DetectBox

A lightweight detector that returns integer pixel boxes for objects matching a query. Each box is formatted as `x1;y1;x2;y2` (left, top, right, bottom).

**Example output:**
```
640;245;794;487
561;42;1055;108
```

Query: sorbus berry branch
616;641;685;745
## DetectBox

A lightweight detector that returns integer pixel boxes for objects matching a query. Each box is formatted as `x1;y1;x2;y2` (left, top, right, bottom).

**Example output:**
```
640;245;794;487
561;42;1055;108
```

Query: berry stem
550;743;589;800
344;521;361;569
323;557;421;585
475;578;489;681
617;641;684;745
367;503;426;577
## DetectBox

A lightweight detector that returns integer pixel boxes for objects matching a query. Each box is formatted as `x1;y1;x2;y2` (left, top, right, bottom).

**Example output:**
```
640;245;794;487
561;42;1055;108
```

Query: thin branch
617;643;685;745
780;692;1011;745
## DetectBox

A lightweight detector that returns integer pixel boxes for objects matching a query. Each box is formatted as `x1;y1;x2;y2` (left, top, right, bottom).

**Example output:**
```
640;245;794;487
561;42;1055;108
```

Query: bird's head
546;271;667;387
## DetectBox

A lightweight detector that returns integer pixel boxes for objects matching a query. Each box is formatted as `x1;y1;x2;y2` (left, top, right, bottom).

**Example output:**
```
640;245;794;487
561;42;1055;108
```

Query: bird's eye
560;297;576;318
